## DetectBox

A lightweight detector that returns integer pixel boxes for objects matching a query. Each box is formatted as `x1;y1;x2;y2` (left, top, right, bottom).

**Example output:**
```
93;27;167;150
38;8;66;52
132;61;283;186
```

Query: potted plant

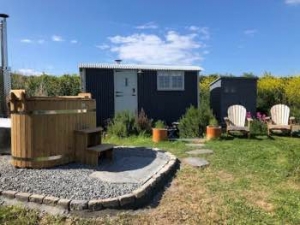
152;120;168;142
206;117;222;140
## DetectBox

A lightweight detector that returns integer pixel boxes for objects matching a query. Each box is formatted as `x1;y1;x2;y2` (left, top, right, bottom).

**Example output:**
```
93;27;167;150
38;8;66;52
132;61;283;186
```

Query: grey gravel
0;147;171;201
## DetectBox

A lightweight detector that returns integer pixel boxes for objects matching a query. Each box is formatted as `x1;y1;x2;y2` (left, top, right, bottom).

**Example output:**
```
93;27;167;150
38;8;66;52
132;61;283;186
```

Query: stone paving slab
169;138;206;143
186;149;214;155
179;138;206;143
182;157;209;168
185;143;205;148
90;156;168;183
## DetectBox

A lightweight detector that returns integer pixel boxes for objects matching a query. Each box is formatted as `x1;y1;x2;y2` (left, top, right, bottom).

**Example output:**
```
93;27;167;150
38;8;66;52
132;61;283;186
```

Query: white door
114;70;138;114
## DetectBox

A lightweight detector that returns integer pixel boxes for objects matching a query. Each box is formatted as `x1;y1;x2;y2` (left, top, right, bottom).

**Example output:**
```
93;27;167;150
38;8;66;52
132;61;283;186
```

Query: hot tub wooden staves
9;90;96;168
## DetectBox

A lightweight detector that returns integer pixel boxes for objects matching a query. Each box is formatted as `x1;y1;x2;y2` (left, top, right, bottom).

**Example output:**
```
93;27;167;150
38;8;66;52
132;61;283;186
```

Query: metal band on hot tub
11;154;72;162
10;108;96;115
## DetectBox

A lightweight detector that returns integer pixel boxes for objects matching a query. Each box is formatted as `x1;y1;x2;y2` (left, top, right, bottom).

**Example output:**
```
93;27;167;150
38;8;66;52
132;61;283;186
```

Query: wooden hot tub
9;90;96;168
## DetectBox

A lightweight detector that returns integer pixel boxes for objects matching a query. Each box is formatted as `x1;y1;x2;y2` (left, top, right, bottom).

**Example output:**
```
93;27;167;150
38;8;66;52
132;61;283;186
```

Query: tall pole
0;13;10;118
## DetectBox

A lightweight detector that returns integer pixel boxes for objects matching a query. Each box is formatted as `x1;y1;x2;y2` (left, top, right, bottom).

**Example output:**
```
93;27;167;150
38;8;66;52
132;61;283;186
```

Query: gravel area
0;147;169;201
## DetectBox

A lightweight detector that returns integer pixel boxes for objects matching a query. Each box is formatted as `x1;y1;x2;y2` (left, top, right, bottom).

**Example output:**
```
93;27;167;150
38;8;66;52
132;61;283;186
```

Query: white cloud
17;68;43;76
285;0;300;4
188;26;199;31
37;39;45;44
199;27;210;40
96;44;110;50
108;31;203;65
135;22;158;30
187;26;210;40
52;35;64;42
20;39;32;43
244;29;258;35
70;40;78;44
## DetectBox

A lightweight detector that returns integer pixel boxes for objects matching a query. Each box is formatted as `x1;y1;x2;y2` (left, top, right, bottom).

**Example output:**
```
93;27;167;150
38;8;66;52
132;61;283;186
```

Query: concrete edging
0;150;179;212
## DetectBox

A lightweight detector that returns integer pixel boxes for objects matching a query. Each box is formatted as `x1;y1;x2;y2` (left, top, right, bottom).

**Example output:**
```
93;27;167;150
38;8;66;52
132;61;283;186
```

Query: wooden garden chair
265;104;295;136
224;105;253;138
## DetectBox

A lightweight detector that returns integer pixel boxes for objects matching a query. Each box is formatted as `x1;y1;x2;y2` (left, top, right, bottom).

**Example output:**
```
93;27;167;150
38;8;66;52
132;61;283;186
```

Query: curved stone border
0;149;179;212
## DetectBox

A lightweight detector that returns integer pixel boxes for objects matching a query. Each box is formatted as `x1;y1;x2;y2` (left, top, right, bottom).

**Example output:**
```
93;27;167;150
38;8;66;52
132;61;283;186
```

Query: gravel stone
0;147;174;201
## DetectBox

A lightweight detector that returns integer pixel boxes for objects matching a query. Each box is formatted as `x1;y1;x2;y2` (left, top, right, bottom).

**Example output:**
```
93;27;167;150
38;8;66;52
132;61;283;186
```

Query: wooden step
75;127;103;134
87;144;114;153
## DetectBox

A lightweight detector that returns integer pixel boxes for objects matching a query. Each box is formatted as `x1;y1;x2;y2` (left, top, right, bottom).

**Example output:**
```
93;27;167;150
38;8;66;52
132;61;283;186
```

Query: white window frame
157;70;185;91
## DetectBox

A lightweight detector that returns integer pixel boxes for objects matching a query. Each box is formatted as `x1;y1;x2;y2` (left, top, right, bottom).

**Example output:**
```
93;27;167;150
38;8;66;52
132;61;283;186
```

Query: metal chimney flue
115;59;122;64
0;13;10;118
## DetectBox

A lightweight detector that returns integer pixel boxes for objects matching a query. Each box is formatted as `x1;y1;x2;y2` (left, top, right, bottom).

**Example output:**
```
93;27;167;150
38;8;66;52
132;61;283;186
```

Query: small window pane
172;75;183;89
158;75;170;89
157;71;184;90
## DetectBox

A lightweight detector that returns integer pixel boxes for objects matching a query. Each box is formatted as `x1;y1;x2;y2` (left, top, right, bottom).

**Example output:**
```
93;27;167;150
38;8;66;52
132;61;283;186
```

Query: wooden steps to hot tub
74;127;114;166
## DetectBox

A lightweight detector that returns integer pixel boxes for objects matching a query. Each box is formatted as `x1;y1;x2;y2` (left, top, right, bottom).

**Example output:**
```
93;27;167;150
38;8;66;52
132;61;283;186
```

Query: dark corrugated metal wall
85;68;114;126
138;70;198;124
209;84;221;121
210;78;257;125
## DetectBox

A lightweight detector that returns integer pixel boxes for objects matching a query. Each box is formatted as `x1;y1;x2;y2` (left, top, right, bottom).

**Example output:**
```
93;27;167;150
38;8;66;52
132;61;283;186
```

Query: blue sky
1;0;300;76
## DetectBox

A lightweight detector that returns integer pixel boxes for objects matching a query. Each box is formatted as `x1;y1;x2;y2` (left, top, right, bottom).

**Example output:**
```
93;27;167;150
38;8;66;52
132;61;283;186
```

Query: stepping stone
182;157;209;168
185;143;205;148
178;138;206;143
187;149;214;155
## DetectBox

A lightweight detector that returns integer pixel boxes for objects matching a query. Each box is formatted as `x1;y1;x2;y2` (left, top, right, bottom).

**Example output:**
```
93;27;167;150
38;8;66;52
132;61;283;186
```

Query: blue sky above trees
2;0;300;76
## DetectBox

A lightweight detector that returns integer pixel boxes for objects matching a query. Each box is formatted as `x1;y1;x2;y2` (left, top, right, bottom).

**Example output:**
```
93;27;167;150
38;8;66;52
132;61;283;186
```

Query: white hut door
114;70;138;114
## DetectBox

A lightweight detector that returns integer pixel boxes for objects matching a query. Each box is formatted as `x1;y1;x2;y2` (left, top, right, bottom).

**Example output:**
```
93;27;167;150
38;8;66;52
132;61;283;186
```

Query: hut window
157;71;184;91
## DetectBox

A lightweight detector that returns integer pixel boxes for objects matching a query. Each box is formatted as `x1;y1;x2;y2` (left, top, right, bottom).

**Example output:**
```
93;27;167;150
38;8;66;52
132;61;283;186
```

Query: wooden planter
152;128;168;143
206;126;222;140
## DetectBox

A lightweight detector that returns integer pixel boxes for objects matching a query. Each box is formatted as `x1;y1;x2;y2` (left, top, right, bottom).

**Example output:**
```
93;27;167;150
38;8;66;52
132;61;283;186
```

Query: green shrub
250;119;267;135
209;116;219;126
134;108;152;135
179;105;213;138
107;111;135;137
154;120;166;129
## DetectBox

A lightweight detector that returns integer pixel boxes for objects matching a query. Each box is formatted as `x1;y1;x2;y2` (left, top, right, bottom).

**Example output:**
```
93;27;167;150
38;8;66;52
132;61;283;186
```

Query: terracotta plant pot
152;128;168;143
206;126;222;140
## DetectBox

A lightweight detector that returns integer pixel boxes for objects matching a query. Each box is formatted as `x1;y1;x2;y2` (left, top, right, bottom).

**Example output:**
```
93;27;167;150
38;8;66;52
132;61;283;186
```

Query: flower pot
206;126;222;140
152;128;168;143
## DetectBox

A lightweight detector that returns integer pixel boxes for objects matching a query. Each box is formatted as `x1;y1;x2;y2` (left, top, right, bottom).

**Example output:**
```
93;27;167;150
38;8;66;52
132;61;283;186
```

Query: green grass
1;135;300;224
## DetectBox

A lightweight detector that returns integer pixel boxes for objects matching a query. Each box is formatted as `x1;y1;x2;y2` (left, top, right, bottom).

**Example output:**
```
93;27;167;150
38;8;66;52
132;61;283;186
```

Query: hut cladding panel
82;68;114;126
209;77;258;125
138;70;198;124
80;64;201;126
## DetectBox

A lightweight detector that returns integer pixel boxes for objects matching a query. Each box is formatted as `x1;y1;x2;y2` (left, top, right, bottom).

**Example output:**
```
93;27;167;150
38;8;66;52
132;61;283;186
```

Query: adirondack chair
265;104;295;136
224;105;253;138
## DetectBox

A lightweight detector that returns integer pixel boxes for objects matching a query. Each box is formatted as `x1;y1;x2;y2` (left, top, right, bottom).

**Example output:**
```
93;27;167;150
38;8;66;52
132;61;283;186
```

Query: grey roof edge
79;63;202;71
209;76;258;86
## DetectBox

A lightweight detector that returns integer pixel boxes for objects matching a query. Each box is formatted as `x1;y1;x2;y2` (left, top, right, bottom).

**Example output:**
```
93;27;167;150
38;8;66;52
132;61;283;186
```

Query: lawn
1;135;300;224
